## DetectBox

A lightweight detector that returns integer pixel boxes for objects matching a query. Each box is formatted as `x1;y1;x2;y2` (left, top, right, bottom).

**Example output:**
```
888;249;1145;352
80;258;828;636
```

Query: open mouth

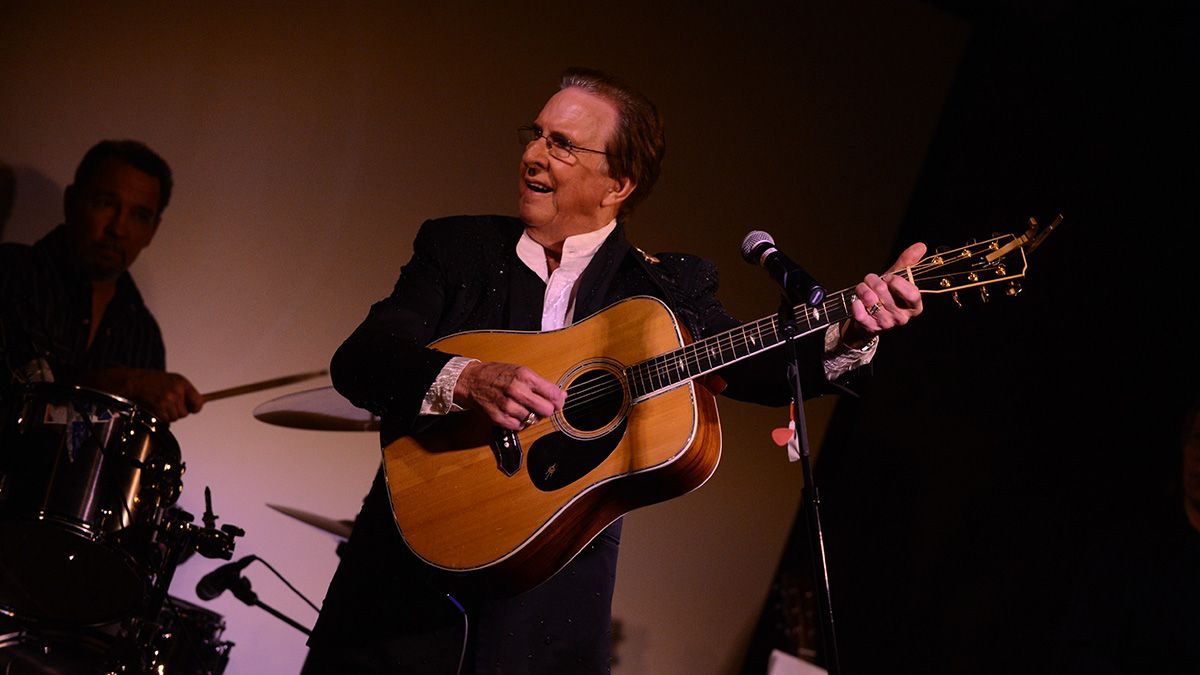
526;181;553;194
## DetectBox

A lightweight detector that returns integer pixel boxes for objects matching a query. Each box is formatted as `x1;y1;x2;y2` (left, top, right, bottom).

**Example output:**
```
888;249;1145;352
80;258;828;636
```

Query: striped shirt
0;225;165;399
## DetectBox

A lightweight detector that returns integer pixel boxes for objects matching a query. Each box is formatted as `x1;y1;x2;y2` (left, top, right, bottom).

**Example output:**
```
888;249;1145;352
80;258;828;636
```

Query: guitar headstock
906;214;1062;307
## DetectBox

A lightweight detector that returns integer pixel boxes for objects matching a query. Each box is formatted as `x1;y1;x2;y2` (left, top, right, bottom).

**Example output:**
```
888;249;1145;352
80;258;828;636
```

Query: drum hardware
0;506;241;674
111;490;243;673
190;486;246;561
0;595;235;674
0;370;327;672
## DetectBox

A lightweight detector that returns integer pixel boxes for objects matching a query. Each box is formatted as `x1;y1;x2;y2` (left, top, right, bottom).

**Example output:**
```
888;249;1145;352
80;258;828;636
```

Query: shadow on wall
0;163;61;244
0;163;13;237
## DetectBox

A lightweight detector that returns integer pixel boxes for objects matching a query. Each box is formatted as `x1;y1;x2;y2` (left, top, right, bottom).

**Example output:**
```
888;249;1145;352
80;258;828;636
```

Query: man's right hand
453;361;566;431
81;368;204;422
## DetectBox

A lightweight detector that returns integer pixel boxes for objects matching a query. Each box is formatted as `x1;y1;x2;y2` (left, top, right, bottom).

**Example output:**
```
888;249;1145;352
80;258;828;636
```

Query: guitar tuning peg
979;286;990;303
951;291;963;308
1006;281;1022;297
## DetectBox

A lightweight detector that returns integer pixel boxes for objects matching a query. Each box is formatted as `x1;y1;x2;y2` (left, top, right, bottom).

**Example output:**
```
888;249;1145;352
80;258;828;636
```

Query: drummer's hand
134;371;204;421
453;361;566;431
82;368;204;422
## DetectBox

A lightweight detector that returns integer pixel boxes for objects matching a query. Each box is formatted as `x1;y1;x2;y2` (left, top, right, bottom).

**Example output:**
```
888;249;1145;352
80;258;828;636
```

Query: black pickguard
526;419;628;491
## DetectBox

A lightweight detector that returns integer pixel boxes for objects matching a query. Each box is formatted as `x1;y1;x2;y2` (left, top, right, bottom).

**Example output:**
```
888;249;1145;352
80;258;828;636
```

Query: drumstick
202;369;329;402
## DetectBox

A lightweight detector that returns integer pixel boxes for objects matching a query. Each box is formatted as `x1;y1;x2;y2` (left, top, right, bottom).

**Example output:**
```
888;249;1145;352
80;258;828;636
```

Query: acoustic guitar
382;218;1059;594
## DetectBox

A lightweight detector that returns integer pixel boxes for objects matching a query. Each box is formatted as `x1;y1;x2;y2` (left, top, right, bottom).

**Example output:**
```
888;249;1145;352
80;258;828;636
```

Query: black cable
252;556;321;613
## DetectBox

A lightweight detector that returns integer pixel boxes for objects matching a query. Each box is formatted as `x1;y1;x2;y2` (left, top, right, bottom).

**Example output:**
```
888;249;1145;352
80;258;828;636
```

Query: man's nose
522;136;551;166
105;207;135;237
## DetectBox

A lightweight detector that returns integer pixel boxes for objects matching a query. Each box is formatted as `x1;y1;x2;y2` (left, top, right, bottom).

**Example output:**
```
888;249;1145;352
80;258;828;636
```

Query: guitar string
558;289;858;411
560;311;801;410
556;296;855;415
552;251;1002;416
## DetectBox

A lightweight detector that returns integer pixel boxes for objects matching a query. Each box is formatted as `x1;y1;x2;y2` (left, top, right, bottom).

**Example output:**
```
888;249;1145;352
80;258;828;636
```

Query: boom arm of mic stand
777;295;842;674
229;576;313;636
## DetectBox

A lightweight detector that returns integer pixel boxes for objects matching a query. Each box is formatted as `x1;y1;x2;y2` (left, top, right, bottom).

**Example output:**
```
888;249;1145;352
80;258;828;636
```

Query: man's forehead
536;87;618;135
80;159;160;197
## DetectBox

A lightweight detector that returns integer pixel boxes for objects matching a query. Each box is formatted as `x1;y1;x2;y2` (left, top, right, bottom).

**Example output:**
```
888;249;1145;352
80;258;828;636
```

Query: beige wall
0;2;967;673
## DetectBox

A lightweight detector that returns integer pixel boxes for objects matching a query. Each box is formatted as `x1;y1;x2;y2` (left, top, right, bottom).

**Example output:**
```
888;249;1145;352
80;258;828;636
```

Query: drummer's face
64;158;162;282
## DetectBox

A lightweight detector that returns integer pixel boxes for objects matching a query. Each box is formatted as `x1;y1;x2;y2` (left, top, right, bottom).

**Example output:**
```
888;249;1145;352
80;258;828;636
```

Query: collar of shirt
516;219;617;330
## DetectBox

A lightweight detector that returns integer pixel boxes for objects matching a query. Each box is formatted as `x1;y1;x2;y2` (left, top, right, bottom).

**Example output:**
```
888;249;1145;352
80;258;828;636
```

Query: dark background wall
751;3;1199;673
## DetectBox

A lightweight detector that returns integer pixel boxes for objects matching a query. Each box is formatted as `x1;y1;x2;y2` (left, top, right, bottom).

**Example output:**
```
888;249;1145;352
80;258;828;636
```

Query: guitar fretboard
627;287;858;400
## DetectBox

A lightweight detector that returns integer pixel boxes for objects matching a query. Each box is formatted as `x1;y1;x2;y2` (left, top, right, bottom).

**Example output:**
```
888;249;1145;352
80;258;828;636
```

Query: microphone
740;231;826;306
196;554;258;601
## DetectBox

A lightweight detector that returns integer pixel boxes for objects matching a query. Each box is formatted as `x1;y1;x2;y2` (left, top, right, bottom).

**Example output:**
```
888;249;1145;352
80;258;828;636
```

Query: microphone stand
776;294;841;675
228;575;313;636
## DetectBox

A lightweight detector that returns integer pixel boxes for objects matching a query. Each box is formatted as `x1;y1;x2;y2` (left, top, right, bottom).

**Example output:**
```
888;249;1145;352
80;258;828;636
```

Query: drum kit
0;374;377;674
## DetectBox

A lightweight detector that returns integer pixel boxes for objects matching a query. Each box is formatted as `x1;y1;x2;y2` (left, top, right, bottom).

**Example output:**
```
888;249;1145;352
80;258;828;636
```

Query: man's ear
601;176;636;208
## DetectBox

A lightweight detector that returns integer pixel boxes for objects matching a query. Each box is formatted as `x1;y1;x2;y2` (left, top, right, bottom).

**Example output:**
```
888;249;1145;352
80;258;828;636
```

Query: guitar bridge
491;428;522;477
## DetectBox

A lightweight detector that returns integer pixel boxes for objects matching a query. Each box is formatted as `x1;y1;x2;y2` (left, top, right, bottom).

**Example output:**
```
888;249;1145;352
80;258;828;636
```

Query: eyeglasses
517;125;609;160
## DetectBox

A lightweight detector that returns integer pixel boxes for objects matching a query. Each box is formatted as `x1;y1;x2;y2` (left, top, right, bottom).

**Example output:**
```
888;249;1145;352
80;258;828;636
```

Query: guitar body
382;296;722;594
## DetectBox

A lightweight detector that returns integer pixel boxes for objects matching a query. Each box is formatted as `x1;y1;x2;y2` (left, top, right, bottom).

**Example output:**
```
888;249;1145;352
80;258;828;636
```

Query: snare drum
0;384;185;625
148;596;234;675
0;596;231;674
0;619;128;674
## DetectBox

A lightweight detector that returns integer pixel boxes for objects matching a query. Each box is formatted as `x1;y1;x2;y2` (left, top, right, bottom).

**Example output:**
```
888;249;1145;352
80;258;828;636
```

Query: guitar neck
627;286;858;400
624;222;1053;401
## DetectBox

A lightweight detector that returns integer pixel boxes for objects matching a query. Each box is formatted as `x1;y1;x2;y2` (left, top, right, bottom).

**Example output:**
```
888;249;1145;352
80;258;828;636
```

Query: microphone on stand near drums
194;553;317;636
196;555;259;601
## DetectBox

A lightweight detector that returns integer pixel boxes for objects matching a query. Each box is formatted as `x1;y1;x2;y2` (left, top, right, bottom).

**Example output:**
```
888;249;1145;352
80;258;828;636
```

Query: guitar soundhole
563;369;623;432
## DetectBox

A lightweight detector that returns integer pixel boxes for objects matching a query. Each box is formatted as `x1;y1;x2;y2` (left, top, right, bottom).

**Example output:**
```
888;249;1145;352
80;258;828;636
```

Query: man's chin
518;203;552;228
83;256;127;282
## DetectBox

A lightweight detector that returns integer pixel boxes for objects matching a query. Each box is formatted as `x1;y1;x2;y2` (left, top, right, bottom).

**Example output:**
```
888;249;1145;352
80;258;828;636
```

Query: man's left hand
841;241;926;348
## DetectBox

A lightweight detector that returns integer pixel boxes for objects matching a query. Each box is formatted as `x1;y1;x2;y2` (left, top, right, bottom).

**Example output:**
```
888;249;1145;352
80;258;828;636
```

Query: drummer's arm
80;368;204;422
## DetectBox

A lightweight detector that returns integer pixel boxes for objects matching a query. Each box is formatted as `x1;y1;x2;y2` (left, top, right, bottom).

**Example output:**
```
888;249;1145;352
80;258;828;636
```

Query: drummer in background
0;139;202;422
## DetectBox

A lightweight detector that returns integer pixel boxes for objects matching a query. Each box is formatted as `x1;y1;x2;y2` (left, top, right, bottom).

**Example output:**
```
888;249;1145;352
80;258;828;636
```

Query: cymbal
253;386;380;432
267;503;354;539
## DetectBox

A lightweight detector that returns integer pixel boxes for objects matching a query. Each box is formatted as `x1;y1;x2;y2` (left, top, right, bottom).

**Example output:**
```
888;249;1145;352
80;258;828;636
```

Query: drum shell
0;384;181;528
0;384;184;625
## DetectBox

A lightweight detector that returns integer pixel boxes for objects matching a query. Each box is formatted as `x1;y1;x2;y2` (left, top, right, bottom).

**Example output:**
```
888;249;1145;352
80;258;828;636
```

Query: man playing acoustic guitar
303;67;924;674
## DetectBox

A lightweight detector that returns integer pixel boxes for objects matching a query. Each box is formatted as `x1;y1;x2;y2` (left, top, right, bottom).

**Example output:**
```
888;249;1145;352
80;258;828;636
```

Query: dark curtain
746;3;1199;673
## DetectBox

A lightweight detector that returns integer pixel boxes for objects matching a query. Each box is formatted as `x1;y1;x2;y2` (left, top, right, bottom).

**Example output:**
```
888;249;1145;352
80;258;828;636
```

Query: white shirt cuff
419;356;479;415
823;323;878;382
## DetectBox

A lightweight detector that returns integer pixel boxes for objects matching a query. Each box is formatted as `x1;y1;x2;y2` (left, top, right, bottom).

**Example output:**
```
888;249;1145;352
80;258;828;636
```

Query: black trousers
303;471;620;675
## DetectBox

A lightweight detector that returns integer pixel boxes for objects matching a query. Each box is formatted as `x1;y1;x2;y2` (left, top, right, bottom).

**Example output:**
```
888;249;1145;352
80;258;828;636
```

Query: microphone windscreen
740;230;775;264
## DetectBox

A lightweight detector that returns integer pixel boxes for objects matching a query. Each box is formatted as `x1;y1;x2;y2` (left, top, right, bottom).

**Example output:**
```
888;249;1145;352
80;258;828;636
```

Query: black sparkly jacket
309;215;839;653
330;214;834;447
